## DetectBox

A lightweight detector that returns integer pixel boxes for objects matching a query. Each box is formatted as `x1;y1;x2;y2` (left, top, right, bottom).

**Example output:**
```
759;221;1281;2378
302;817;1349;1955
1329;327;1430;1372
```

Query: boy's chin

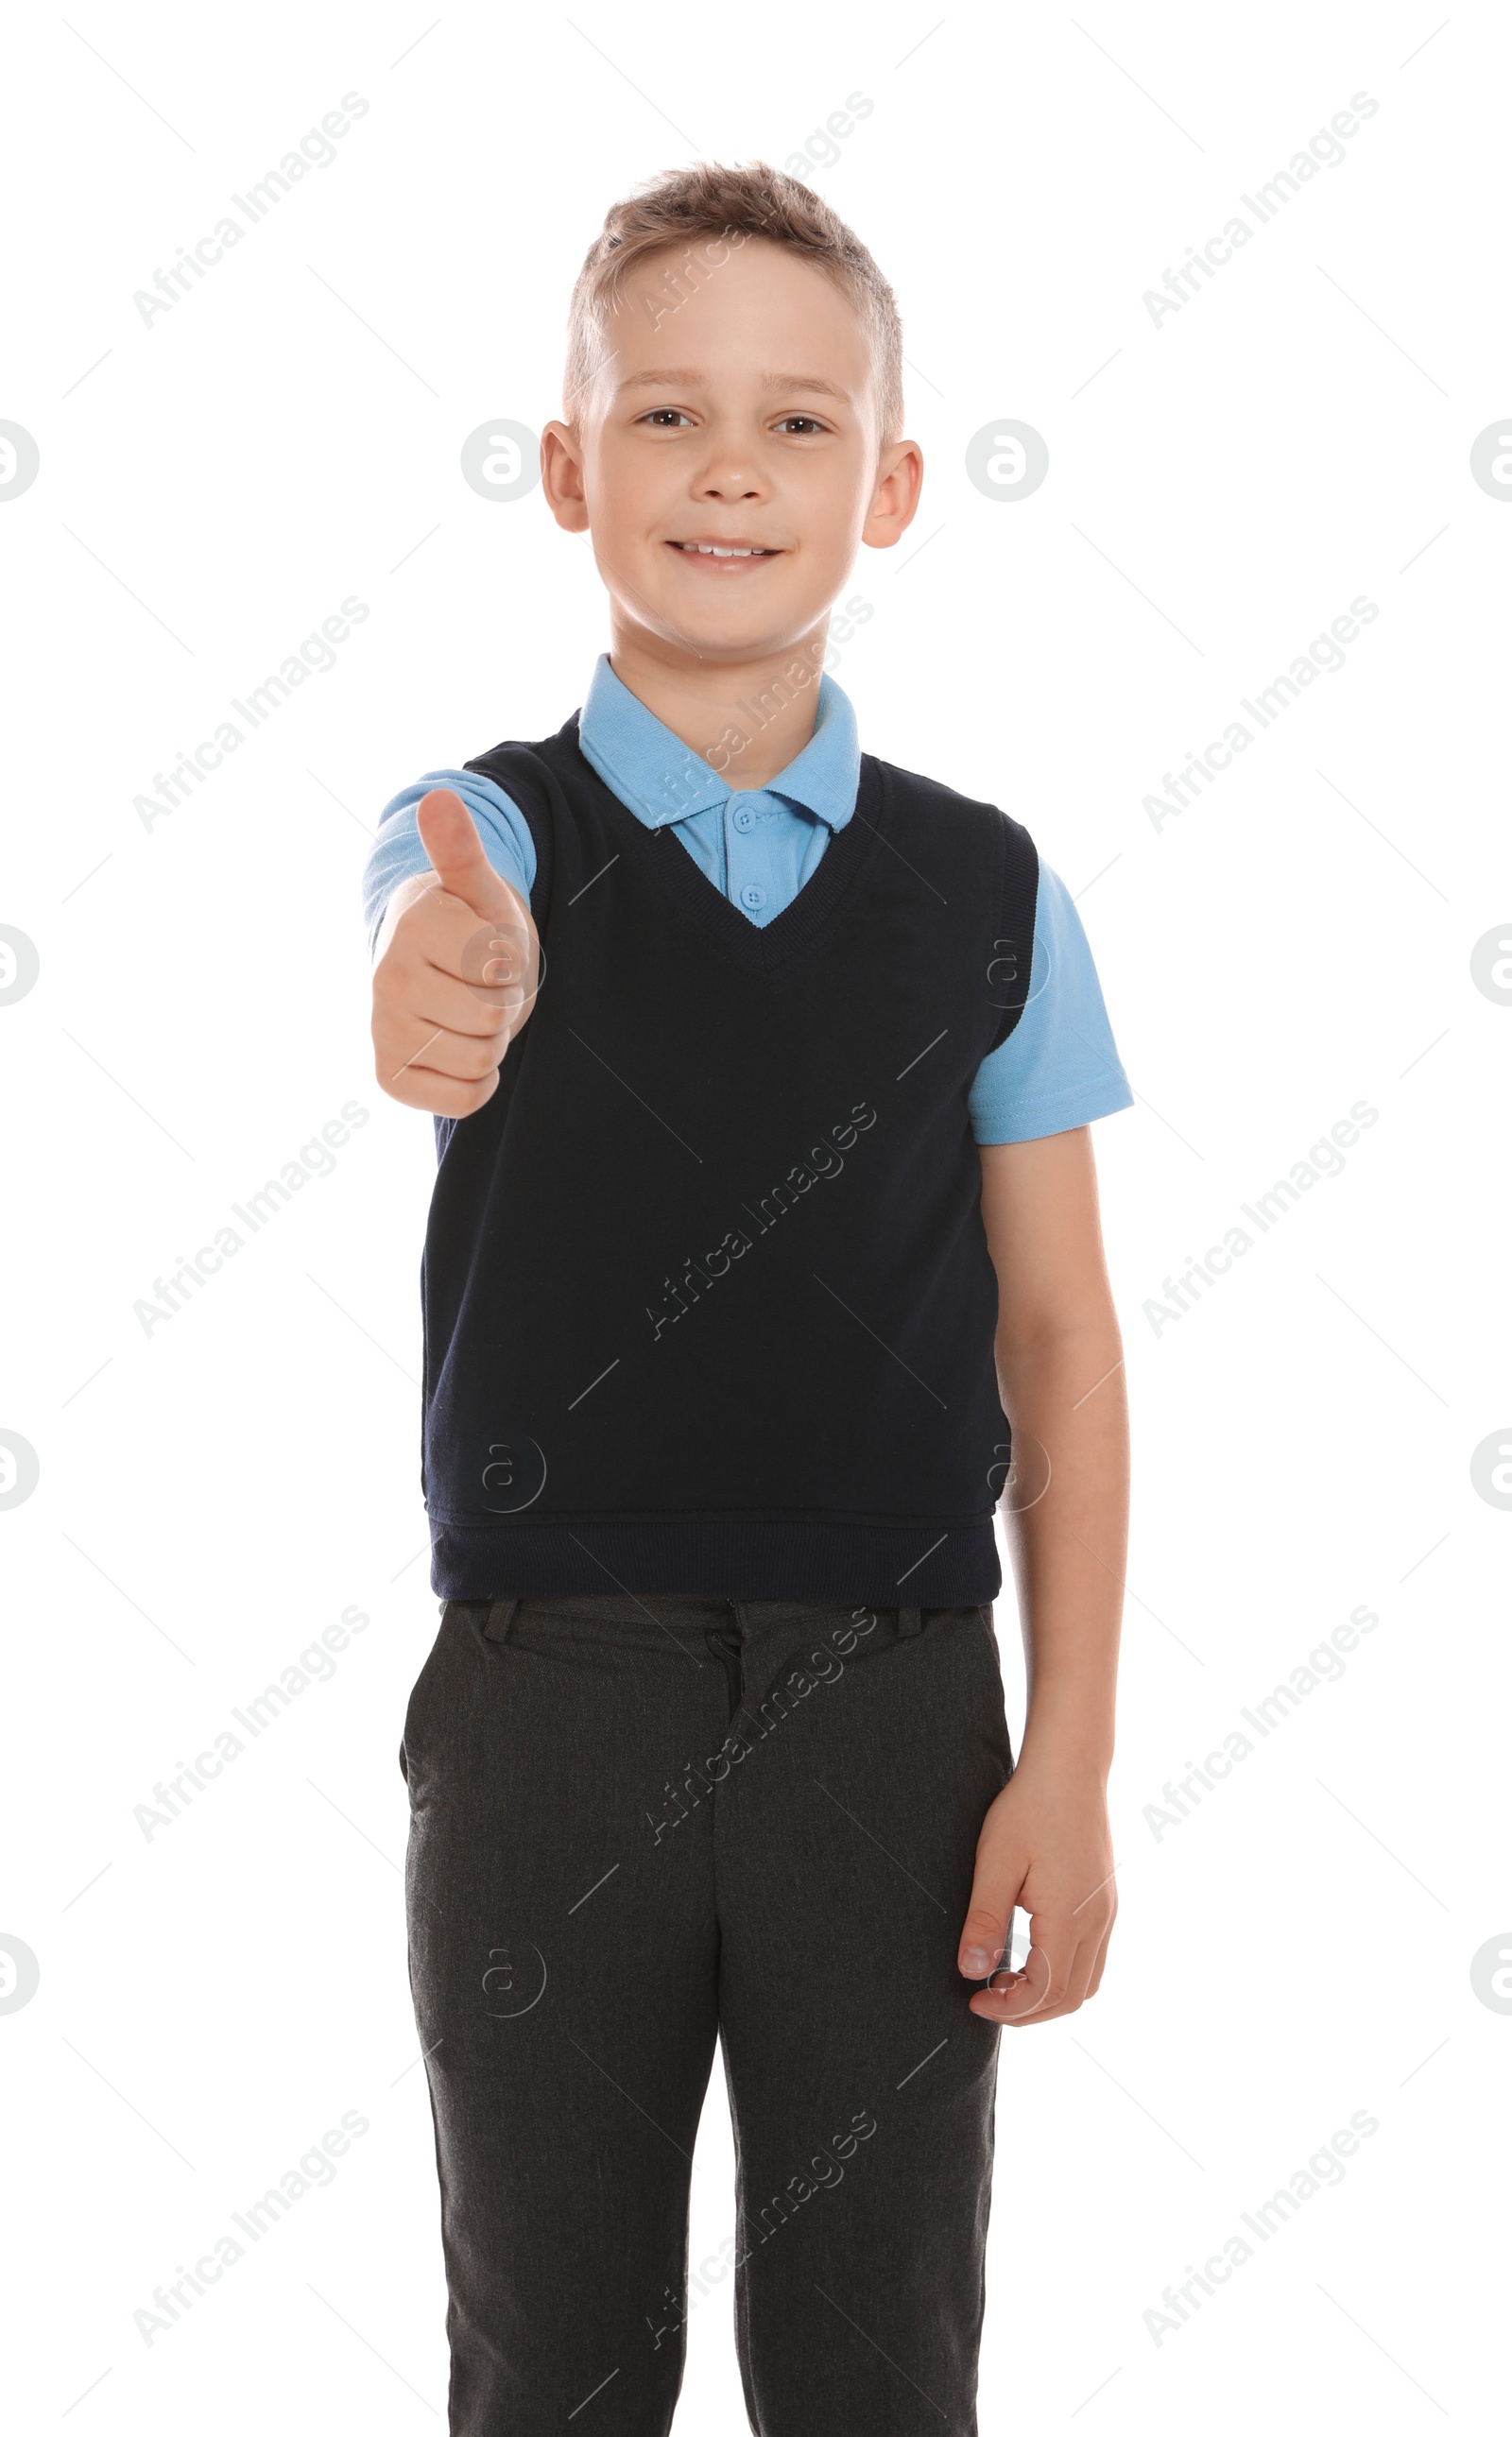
624;594;812;662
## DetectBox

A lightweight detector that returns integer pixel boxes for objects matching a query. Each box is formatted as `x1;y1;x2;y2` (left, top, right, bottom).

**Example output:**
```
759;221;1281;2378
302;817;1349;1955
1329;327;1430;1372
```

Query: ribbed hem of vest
427;1519;1004;1605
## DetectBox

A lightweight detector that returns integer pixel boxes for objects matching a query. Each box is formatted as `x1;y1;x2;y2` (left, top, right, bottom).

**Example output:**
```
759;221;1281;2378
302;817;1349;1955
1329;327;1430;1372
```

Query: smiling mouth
667;541;782;558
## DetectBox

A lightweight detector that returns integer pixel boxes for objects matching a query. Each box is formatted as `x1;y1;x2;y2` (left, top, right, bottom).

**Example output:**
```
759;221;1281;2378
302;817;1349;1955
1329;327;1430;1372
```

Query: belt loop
483;1595;521;1644
897;1605;922;1638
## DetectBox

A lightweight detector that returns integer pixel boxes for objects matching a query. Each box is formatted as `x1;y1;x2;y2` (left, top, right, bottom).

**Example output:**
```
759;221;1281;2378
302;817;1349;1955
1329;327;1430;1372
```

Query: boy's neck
605;618;831;794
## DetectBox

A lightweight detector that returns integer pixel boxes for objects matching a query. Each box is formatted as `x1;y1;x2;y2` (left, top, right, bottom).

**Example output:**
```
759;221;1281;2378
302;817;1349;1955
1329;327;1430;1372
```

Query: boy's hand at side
371;789;541;1117
957;1757;1116;2025
957;1127;1129;2027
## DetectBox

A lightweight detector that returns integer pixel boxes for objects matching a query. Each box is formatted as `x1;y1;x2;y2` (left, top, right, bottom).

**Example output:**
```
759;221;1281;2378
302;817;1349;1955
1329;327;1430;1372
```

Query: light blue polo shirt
362;654;1133;1146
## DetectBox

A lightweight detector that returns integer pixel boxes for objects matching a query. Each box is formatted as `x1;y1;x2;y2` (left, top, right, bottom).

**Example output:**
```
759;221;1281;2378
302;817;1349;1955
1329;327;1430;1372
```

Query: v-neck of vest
562;719;884;976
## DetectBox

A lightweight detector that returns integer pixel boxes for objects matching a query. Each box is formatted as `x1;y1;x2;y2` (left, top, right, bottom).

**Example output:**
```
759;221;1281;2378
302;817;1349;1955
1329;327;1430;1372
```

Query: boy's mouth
666;537;784;568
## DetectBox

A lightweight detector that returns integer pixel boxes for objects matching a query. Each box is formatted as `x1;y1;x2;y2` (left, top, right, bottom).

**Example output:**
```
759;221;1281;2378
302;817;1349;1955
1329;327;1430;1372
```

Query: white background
3;2;1507;2428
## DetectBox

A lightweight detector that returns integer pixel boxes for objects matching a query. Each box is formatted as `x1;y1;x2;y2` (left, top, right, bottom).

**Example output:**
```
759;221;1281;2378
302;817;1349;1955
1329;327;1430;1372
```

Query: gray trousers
400;1589;1014;2434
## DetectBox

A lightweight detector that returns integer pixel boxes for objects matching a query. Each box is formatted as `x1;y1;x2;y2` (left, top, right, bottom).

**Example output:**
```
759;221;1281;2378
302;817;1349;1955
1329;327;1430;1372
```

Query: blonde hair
563;160;904;447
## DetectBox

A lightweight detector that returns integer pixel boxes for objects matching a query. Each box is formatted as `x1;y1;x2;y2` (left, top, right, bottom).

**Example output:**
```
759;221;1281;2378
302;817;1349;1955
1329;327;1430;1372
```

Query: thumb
957;1849;1026;1981
415;788;519;921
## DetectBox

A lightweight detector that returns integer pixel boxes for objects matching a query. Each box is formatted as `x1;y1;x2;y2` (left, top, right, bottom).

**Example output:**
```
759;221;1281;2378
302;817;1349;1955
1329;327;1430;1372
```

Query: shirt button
731;805;755;832
740;882;767;911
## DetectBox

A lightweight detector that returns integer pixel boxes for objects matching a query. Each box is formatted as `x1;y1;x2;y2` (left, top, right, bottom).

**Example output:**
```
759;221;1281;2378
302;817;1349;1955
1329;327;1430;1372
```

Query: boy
366;163;1130;2436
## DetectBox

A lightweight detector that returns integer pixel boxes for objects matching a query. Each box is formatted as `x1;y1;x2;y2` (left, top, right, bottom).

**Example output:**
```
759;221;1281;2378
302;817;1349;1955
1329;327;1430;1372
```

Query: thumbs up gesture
371;789;541;1116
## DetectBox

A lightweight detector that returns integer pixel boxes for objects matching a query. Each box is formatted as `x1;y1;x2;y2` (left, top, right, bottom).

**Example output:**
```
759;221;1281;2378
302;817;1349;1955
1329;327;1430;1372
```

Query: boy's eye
634;408;831;434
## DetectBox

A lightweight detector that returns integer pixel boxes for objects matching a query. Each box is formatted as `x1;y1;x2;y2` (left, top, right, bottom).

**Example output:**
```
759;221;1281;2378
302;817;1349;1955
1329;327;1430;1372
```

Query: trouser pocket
399;1602;462;1782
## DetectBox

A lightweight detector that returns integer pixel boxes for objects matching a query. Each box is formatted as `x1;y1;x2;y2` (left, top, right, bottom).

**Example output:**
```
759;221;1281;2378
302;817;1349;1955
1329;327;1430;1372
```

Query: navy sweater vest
421;712;1040;1605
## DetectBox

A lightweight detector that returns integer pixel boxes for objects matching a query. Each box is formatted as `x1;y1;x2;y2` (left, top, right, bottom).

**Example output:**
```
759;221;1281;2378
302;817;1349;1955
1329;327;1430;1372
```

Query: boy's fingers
408;887;537;1003
415;788;520;924
970;1928;1083;2024
381;1060;502;1119
372;812;540;1115
969;1913;1111;2024
985;1938;1057;2017
379;1017;507;1088
401;963;517;1039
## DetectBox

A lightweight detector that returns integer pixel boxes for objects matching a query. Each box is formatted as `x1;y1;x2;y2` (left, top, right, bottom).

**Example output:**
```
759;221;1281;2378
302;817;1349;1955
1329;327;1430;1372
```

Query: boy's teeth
682;543;766;556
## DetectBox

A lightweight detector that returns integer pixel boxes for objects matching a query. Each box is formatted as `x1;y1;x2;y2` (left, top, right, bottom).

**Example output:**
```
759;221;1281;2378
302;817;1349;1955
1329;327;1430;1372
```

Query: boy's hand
371;789;541;1117
956;1756;1117;2026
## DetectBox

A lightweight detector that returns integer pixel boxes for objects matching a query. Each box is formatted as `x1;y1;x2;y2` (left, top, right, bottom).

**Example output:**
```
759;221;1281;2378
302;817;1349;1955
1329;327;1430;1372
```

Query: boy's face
542;237;920;667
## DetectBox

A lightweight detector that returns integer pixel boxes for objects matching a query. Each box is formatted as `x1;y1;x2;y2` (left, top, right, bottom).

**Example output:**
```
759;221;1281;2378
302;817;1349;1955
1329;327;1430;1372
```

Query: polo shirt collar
576;650;860;833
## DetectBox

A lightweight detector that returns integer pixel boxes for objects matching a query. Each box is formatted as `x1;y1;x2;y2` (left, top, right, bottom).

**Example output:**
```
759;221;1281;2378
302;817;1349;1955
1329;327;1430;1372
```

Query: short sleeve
969;861;1133;1144
361;768;537;954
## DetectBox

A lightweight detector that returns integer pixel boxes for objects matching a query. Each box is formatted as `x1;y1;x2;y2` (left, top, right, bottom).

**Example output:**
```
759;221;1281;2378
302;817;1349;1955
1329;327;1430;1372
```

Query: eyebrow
614;369;852;403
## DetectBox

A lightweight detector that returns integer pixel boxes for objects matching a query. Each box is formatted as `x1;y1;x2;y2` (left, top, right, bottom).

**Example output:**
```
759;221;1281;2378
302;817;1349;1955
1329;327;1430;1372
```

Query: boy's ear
861;439;924;551
541;421;591;533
